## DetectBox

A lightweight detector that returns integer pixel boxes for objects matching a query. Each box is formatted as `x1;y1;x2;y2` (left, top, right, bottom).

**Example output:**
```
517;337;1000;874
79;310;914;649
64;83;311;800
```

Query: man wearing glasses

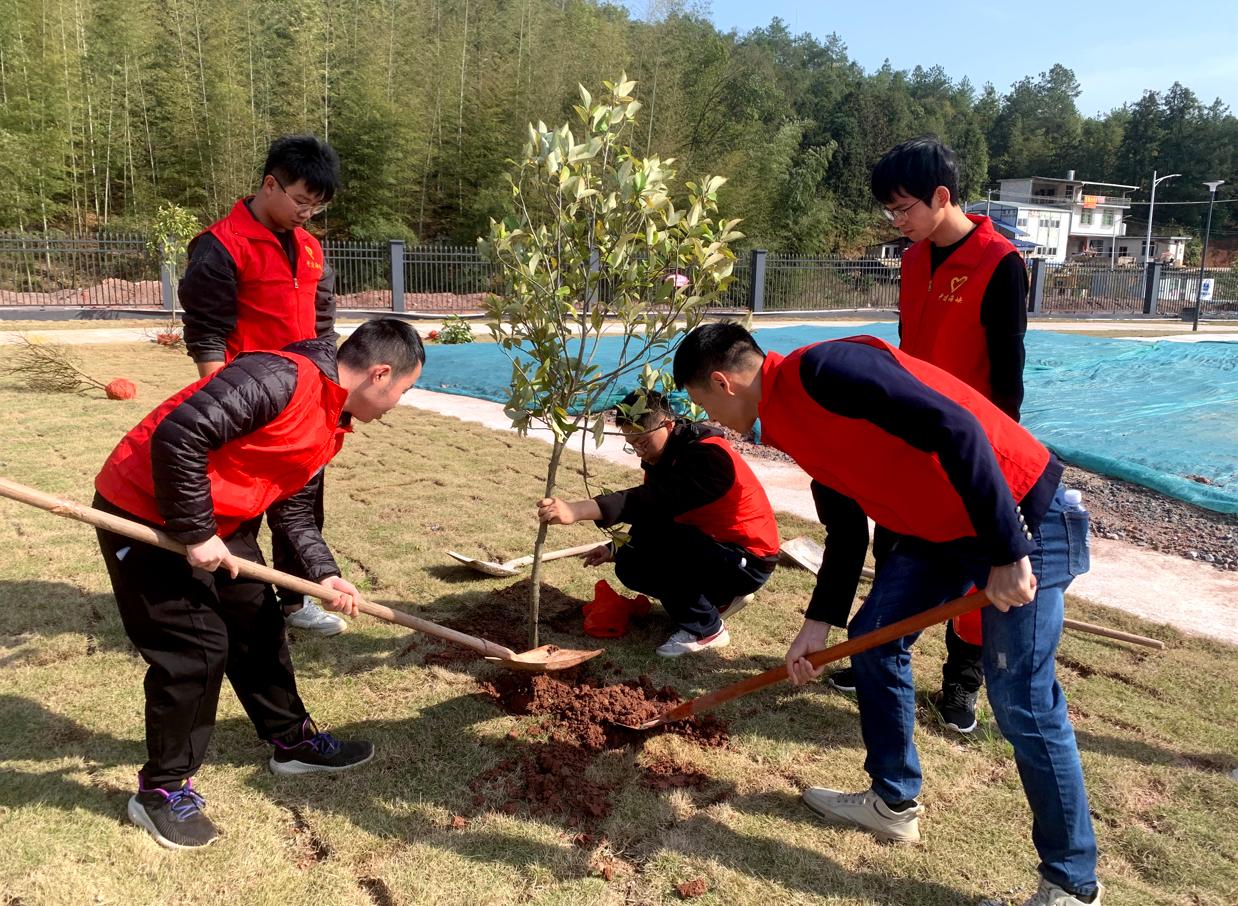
537;390;779;657
821;137;1029;737
179;134;346;636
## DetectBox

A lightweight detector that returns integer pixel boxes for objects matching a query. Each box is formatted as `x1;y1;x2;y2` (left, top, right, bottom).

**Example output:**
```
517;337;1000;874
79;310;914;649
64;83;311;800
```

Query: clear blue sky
622;1;1238;115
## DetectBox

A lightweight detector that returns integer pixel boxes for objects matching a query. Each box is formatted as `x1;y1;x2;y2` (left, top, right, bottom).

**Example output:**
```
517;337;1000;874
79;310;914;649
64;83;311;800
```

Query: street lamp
1192;179;1225;332
1144;170;1181;265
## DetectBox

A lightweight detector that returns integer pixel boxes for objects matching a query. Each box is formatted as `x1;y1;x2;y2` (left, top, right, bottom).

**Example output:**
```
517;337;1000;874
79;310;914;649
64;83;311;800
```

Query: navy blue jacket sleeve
798;342;1034;565
806;481;869;626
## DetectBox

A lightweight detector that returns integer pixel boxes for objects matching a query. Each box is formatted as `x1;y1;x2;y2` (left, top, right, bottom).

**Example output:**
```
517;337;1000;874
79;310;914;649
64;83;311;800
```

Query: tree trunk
526;436;566;649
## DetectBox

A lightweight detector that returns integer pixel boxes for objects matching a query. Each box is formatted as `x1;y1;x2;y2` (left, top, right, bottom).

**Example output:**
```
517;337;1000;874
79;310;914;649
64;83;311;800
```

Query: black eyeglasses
881;199;923;223
603;420;672;454
272;176;329;217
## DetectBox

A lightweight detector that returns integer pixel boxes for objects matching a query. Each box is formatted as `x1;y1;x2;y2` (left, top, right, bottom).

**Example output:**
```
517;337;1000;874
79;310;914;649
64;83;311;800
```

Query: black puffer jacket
150;336;345;581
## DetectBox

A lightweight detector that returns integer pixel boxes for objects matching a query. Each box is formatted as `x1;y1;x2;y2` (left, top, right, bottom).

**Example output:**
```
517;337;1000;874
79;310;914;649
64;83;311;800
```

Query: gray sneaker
800;787;923;845
1014;877;1103;905
285;598;347;636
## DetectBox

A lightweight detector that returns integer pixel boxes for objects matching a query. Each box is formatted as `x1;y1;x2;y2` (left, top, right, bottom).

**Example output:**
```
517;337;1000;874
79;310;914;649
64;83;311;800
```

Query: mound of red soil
468;671;730;828
481;672;729;752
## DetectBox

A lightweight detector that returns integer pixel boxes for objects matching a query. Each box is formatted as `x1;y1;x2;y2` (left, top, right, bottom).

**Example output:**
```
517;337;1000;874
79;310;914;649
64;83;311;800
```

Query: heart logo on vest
950;276;968;293
303;243;323;271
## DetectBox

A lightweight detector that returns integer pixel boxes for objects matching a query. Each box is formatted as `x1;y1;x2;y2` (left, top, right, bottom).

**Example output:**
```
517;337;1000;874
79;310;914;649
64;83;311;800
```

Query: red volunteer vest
95;351;350;538
758;337;1049;544
205;199;325;362
671;436;781;559
899;214;1018;399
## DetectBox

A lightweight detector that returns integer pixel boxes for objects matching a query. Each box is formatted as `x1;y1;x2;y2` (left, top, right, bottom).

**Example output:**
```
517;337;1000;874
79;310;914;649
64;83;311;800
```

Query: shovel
613;589;991;730
0;477;603;674
447;542;601;577
780;535;1164;651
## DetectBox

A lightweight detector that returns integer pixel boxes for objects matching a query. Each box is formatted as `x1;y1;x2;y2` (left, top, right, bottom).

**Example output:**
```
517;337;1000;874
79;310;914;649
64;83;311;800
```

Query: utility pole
1144;170;1180;264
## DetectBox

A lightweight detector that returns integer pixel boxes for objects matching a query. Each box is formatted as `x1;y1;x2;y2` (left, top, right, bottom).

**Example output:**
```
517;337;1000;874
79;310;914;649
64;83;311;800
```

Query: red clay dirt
676;877;710;898
468;671;730;828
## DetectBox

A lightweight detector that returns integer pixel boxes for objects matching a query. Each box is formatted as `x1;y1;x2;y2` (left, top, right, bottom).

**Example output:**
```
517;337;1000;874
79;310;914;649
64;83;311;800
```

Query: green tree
480;76;742;646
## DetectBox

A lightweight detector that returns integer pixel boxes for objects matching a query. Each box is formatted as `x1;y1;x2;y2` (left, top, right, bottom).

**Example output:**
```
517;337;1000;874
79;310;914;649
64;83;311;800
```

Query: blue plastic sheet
418;325;1238;514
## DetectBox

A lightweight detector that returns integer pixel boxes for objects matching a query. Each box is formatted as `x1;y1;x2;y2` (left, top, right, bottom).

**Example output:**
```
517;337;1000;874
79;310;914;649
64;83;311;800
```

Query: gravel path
719;426;1237;573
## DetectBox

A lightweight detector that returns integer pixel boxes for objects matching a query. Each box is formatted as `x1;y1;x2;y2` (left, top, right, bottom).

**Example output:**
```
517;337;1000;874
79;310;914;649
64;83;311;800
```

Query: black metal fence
3;232;1235;318
0;232;161;307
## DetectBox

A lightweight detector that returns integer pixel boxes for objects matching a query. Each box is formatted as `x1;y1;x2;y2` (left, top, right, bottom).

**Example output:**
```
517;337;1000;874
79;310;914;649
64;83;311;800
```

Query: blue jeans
848;488;1098;895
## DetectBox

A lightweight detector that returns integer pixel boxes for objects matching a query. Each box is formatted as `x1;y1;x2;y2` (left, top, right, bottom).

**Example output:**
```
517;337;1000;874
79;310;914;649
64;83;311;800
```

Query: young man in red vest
537;390;780;657
94;319;425;850
825;137;1029;734
674;323;1100;906
180;134;346;636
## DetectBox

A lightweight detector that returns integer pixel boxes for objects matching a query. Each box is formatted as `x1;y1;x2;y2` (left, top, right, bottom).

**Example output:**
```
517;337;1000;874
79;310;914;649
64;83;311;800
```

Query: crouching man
538;390;780;657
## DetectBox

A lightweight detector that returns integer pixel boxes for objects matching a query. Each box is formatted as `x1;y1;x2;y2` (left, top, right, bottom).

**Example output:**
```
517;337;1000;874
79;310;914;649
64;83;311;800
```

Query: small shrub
436;315;475;344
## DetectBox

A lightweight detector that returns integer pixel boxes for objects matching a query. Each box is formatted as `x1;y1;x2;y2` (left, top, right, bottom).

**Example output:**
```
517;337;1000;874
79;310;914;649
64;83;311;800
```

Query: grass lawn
1;343;1236;906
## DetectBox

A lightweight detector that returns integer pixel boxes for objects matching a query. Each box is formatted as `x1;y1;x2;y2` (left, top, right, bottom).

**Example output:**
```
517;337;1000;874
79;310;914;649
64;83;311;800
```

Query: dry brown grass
0;342;1235;905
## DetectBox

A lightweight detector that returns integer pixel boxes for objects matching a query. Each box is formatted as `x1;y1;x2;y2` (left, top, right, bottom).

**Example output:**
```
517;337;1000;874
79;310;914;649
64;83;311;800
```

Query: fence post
748;249;767;312
1142;262;1162;315
389;240;406;313
1028;258;1046;315
160;254;175;313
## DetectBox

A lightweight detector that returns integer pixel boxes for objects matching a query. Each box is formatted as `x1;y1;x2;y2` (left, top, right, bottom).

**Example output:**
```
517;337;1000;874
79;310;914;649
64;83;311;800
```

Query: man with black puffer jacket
92;318;424;851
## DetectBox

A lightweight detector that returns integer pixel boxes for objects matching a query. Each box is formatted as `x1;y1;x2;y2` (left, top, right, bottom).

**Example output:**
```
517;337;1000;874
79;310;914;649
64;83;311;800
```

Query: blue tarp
418;325;1238;514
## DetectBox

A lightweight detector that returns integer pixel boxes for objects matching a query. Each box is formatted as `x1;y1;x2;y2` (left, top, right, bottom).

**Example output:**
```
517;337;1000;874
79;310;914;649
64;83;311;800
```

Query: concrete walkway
400;387;1238;645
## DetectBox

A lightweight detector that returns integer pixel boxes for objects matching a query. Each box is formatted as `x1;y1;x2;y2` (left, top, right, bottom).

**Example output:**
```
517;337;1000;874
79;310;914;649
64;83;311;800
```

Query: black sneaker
270;718;375;775
127;777;220;850
930;684;979;734
828;666;857;694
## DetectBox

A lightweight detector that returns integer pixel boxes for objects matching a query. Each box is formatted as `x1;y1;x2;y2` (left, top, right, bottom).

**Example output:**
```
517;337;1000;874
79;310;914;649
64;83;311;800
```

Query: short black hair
614;389;675;431
871;136;959;206
263;134;341;202
338;318;425;376
672;322;764;388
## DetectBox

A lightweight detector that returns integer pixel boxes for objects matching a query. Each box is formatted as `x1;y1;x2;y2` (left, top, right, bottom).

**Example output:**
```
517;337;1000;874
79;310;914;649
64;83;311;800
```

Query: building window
1017;218;1028;227
1119;246;1129;256
1080;210;1094;225
1102;210;1115;227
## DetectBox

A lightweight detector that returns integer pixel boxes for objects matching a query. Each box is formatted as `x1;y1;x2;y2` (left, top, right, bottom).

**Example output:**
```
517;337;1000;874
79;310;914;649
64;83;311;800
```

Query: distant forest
1;0;1233;253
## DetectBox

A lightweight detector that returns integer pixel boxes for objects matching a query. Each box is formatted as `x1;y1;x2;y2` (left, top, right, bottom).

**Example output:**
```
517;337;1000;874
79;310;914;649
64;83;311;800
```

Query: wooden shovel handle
659;589;990;724
0;477;519;660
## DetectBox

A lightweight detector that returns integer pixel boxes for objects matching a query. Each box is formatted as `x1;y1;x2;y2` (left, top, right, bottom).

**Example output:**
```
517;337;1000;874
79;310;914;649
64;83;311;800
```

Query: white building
966;172;1143;264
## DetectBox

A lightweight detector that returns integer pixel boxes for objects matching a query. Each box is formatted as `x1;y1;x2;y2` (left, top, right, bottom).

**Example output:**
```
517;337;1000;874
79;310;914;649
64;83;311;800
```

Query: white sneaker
655;625;730;657
285;598;347;636
800;787;923;845
990;877;1102;906
718;593;755;619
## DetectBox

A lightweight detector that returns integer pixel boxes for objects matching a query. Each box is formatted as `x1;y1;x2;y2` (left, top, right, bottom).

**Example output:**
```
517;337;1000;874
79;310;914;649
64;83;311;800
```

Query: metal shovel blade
484;643;604;673
448;542;601;578
447;551;520;577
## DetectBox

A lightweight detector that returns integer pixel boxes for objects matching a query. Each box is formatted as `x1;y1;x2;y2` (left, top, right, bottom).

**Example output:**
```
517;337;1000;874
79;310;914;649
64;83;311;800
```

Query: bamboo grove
0;0;1233;252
